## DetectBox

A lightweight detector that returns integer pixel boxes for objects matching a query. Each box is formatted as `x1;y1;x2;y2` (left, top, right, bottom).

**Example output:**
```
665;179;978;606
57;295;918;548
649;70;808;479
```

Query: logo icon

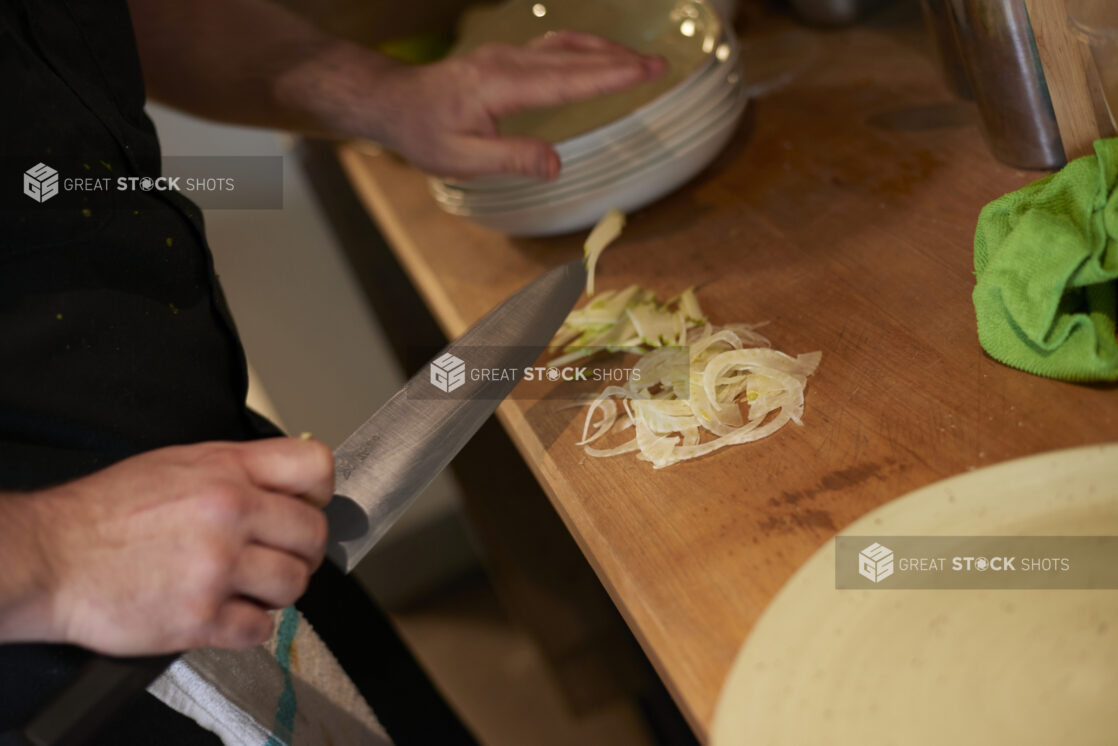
858;542;894;583
430;352;466;393
24;163;59;203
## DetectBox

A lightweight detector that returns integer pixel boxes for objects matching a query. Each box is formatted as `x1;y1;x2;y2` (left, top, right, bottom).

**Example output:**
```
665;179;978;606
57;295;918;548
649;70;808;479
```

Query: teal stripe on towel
264;606;300;745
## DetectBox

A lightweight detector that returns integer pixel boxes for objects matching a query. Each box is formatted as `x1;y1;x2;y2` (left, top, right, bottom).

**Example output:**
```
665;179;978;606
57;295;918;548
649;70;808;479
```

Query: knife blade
325;256;587;572
19;257;588;746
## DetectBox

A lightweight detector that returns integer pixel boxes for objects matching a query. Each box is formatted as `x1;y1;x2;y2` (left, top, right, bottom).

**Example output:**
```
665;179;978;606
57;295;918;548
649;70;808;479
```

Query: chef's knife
18;258;588;746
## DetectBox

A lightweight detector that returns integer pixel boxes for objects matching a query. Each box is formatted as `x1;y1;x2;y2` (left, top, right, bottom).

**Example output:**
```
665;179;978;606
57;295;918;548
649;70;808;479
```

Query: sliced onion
578;397;616;446
568;324;820;469
585;439;641;458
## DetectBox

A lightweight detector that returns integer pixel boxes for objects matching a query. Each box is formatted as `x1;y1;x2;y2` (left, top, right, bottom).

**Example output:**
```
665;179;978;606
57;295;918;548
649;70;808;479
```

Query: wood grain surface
1025;0;1115;160
335;10;1118;740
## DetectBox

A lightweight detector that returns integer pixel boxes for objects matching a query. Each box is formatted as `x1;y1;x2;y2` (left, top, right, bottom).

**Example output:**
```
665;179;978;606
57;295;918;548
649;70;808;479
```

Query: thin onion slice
567;324;821;469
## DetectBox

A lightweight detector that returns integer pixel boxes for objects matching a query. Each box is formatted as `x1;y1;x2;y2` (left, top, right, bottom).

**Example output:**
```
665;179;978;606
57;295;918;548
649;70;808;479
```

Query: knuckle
445;56;479;84
285;561;311;597
185;593;221;630
200;446;244;476
192;540;237;590
307;511;329;552
196;483;250;525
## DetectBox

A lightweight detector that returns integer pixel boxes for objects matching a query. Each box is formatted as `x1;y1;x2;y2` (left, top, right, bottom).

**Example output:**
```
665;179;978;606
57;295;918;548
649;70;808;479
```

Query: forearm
125;0;395;138
0;492;57;643
124;1;664;179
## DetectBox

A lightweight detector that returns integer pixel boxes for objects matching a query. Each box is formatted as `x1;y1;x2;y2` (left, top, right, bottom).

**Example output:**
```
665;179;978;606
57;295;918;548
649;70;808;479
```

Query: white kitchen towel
148;607;392;745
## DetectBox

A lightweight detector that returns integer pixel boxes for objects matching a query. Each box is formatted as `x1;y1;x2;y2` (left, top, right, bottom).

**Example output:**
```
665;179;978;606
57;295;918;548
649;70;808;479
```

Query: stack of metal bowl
430;0;745;236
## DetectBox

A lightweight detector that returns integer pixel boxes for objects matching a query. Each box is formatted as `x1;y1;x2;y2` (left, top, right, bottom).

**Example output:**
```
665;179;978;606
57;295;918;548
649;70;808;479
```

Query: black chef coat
0;0;279;741
0;2;480;744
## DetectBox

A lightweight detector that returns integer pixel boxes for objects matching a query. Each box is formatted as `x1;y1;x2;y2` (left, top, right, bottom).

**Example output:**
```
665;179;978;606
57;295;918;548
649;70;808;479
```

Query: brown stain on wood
760;460;903;535
758;508;837;535
770;459;899;508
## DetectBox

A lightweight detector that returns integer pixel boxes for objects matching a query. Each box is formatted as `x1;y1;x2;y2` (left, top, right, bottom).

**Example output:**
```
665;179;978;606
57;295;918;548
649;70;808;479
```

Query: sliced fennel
627;302;684;346
549;284;707;367
678;287;704;323
558;209;709;364
572;323;820;469
583;208;625;296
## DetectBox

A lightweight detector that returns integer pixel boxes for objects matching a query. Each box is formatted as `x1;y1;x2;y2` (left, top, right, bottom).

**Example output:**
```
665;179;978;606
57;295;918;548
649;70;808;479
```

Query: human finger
437;133;560;180
236;437;335;508
206;598;275;649
526;30;638;55
244;489;329;566
231;544;313;609
479;52;665;116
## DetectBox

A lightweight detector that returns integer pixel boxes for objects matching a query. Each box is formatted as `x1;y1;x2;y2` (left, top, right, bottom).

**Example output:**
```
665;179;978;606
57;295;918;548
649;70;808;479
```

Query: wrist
272;38;404;143
0;490;62;643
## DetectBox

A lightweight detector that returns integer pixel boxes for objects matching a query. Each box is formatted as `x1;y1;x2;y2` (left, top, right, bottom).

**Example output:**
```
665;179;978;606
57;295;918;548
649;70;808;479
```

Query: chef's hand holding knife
0;438;333;654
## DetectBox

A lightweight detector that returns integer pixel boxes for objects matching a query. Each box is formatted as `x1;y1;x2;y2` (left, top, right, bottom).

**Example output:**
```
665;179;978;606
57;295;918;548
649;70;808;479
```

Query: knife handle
19;653;178;746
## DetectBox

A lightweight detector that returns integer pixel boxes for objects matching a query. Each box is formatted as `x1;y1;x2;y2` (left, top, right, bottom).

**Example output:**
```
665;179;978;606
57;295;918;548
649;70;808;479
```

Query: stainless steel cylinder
947;0;1065;169
920;0;973;98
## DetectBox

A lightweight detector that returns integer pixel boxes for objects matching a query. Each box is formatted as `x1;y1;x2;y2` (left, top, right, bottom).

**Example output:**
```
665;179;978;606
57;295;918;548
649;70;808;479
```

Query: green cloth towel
973;138;1118;382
